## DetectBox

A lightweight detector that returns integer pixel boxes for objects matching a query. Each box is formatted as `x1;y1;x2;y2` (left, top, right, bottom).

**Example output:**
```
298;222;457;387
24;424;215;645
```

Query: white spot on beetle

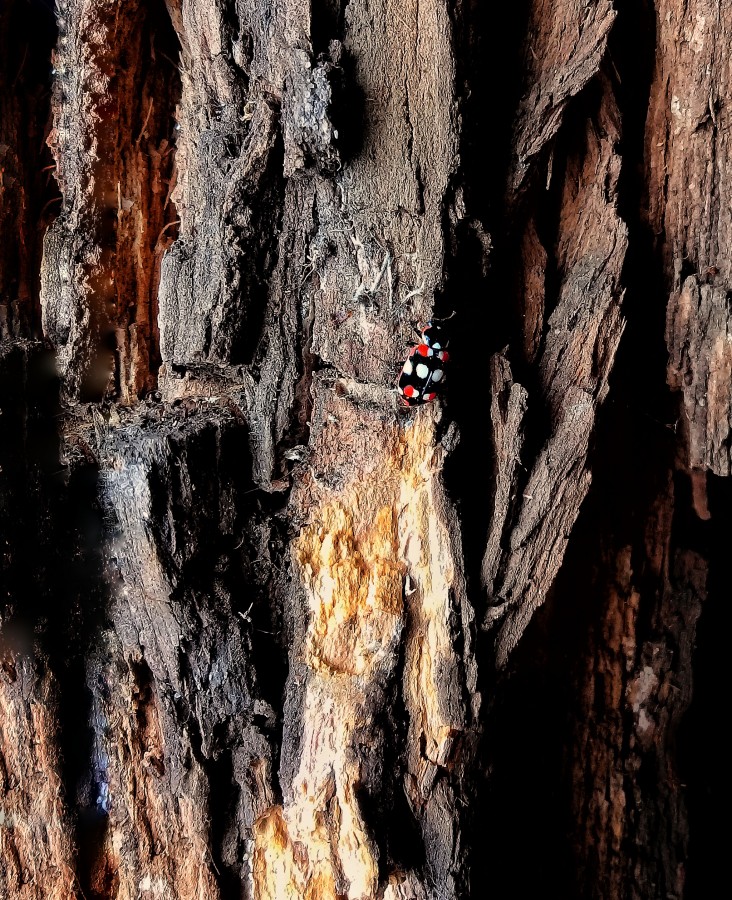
431;369;443;382
415;363;429;380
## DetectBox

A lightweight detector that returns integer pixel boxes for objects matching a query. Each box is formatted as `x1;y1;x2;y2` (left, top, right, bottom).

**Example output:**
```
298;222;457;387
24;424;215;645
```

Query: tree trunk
0;0;727;898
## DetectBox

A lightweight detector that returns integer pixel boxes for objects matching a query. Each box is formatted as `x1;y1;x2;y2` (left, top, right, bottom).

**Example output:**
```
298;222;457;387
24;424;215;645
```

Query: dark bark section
87;407;281;896
0;0;57;338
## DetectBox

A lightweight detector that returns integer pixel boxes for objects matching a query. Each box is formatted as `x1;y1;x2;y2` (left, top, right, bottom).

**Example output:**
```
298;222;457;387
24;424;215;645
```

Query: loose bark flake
510;0;617;192
484;75;627;667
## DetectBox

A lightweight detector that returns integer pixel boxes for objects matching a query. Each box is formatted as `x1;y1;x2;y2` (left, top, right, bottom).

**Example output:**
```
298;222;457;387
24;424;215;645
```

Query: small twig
40;195;62;217
155;219;180;245
135;98;154;146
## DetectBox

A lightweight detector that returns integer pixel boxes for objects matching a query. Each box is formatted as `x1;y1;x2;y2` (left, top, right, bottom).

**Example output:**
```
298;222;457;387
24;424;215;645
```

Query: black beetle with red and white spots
397;320;450;406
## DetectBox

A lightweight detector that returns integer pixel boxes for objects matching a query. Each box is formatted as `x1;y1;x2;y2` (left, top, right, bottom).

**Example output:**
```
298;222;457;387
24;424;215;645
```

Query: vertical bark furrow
0;341;78;900
41;0;180;401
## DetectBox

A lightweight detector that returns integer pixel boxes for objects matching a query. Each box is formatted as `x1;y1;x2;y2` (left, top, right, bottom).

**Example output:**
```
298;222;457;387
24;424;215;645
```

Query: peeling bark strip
255;385;477;899
649;4;732;476
484;76;627;666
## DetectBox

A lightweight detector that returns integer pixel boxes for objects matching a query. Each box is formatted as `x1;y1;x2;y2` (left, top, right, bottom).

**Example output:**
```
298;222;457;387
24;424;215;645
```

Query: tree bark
1;0;728;898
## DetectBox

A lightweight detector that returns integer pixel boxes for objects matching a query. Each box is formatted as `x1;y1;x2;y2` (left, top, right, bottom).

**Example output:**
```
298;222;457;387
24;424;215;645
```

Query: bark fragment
667;275;732;476
510;0;616;191
649;3;732;476
484;76;627;667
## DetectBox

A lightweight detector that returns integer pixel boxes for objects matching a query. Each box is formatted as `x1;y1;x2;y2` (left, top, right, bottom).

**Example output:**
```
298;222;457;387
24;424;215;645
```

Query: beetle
397;320;450;406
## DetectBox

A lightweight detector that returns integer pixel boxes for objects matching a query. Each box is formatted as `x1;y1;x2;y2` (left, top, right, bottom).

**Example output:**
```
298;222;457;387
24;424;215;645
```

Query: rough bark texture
1;0;730;898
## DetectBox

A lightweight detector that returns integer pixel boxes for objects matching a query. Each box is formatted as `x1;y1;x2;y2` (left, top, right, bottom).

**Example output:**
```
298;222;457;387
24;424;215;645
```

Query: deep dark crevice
311;0;343;55
0;0;59;338
232;130;286;368
443;0;531;629
207;746;243;900
355;606;425;883
179;679;250;899
244;510;291;731
680;472;732;899
50;462;110;900
0;348;111;892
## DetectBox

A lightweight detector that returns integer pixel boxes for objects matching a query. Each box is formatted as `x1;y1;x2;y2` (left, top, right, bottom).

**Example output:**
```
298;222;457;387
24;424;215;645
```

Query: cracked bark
1;0;729;898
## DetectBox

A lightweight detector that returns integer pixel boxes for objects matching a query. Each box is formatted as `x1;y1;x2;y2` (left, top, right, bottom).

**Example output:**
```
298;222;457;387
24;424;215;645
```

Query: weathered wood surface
654;3;732;476
2;0;731;898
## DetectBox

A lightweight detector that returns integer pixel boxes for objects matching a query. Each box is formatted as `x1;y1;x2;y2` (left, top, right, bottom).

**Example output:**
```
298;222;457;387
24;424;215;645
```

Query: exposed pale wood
258;383;477;899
